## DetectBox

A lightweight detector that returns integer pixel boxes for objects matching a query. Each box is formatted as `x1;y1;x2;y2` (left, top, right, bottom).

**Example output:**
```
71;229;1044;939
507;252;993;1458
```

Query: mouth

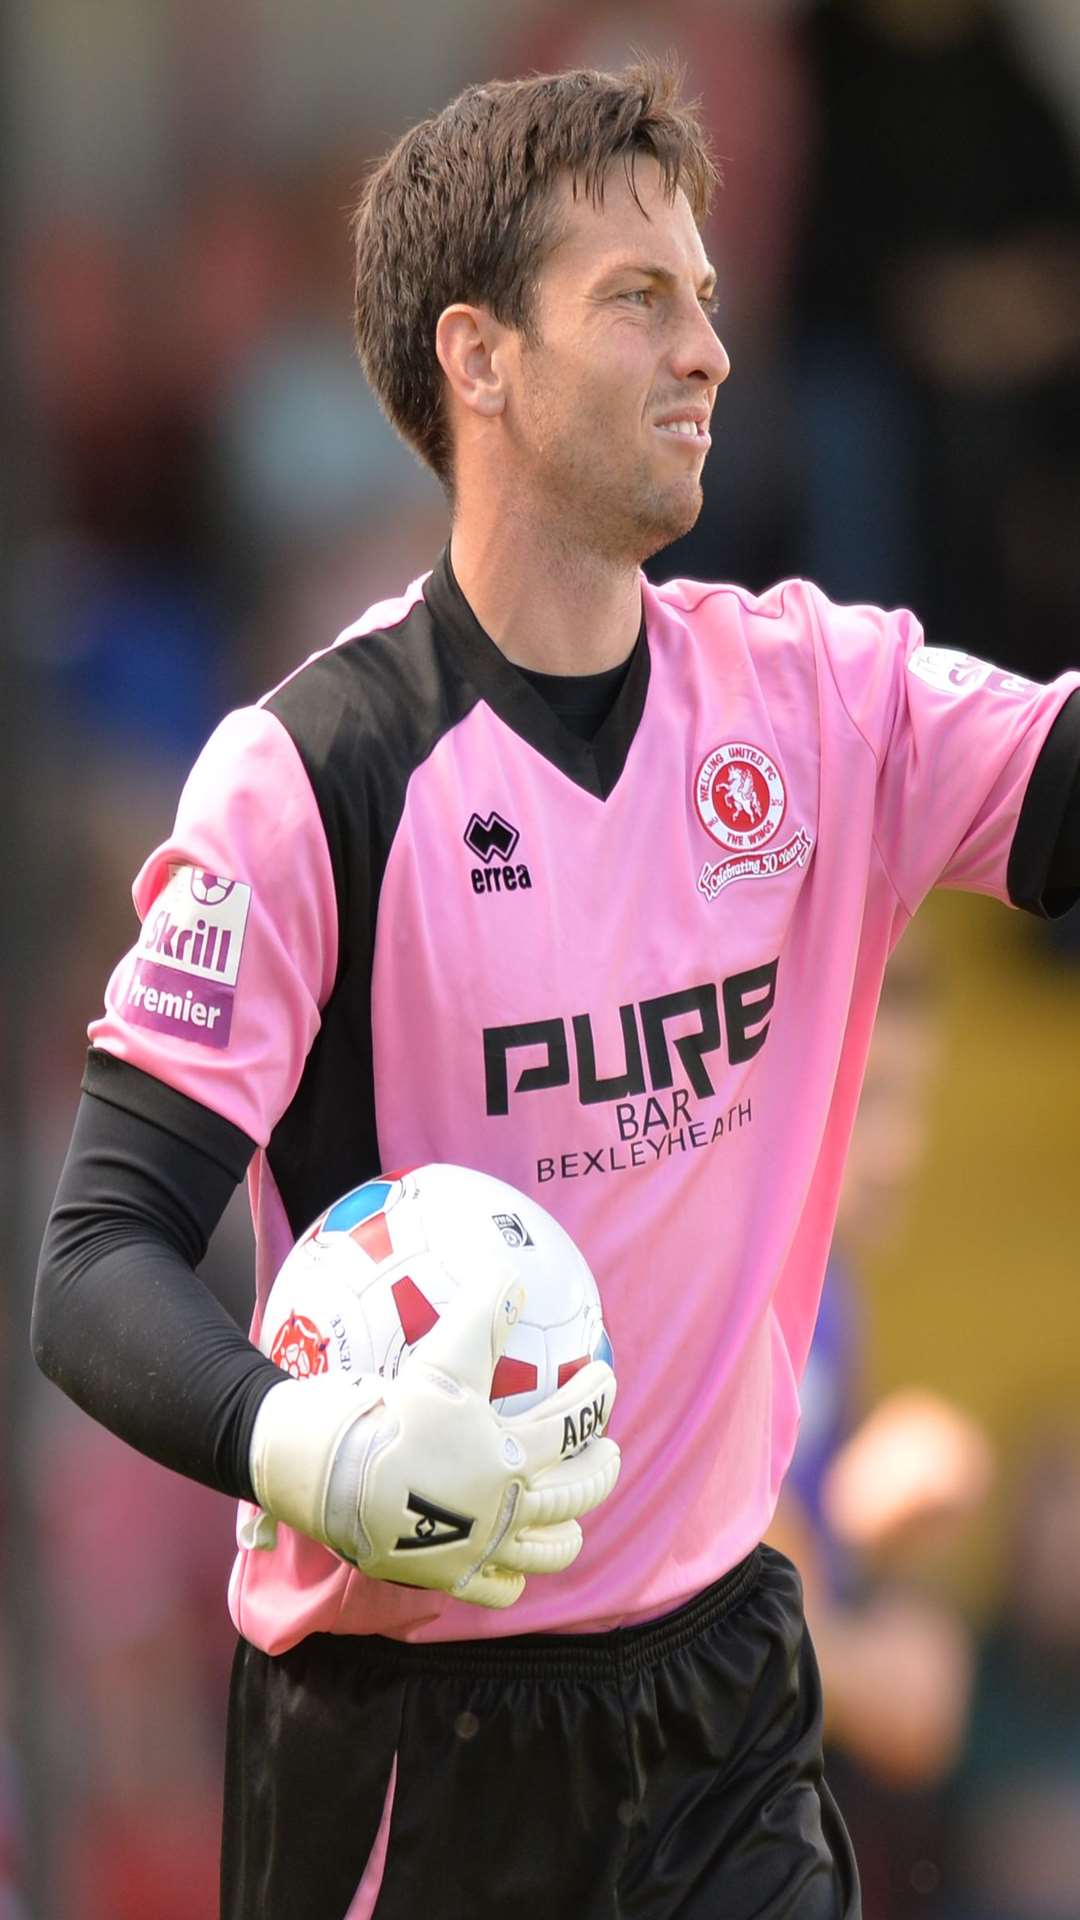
653;417;711;452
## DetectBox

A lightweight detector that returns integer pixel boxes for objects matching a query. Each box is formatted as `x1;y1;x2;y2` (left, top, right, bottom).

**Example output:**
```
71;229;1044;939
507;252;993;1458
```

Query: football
258;1162;612;1416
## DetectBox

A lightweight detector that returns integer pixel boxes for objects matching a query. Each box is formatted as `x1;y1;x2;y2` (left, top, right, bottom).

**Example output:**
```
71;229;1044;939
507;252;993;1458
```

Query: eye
620;288;654;307
700;294;720;318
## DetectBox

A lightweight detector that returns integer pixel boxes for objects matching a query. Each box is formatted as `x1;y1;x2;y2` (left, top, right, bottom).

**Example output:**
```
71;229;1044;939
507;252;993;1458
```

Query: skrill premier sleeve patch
122;865;252;1048
91;703;339;1148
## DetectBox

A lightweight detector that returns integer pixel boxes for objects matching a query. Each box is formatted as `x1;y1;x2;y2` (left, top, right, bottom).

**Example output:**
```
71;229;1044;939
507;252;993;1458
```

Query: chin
567;470;704;568
636;485;704;564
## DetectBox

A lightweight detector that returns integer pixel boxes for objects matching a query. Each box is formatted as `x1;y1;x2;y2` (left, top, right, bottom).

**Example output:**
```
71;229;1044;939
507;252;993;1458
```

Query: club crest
694;742;812;899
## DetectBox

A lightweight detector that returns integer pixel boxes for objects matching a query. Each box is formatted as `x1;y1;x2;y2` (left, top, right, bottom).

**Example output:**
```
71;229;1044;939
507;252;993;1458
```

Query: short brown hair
352;56;719;491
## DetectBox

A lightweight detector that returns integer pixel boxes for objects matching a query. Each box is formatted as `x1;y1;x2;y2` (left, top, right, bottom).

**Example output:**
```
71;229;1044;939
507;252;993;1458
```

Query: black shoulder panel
262;594;481;1237
1008;689;1080;917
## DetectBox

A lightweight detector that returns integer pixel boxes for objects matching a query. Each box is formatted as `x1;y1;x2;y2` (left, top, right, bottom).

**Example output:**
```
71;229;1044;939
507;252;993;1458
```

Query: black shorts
221;1546;860;1920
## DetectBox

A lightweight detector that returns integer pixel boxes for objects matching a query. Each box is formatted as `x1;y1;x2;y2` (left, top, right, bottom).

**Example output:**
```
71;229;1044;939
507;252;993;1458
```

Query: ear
435;303;508;420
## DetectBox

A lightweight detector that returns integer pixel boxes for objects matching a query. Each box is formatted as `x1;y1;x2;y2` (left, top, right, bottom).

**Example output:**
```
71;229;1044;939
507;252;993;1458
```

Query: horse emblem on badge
694;742;813;900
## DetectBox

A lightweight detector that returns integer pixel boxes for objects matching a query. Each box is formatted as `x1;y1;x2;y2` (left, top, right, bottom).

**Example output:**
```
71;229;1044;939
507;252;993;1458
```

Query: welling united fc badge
694;742;813;900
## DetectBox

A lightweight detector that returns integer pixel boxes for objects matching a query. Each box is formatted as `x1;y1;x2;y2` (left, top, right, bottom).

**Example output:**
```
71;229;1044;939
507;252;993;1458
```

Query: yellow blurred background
864;890;1080;1613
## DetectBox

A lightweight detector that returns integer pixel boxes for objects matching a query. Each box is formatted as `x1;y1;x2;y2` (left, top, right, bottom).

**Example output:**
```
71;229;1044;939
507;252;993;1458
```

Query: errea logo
464;810;533;897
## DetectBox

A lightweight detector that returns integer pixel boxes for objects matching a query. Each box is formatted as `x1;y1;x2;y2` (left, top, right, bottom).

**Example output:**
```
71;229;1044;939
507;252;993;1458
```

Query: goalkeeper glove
244;1266;619;1609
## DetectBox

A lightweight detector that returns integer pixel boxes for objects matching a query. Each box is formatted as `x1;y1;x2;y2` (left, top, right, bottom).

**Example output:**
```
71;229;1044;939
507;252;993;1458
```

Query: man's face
499;157;730;565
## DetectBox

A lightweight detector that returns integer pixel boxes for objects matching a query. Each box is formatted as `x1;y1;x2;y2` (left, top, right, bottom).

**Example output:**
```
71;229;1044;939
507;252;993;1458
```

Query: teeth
658;421;701;437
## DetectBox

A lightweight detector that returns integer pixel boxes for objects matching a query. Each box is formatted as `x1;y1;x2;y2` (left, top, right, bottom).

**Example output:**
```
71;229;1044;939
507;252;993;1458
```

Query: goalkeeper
34;55;1080;1920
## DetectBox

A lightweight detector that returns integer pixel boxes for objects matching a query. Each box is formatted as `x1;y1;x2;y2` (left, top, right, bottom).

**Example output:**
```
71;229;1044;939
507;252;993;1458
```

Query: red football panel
490;1355;539;1400
392;1275;440;1345
349;1213;394;1264
556;1355;589;1389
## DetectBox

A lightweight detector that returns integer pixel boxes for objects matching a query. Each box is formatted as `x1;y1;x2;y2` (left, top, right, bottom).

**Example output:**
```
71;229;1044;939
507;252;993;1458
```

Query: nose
671;302;731;393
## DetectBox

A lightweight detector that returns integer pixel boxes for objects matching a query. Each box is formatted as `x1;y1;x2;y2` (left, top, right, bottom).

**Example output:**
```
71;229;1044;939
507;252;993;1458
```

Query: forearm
33;1088;282;1500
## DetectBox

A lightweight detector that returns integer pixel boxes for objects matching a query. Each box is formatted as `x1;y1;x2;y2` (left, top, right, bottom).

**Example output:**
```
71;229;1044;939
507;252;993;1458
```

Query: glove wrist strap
249;1374;384;1544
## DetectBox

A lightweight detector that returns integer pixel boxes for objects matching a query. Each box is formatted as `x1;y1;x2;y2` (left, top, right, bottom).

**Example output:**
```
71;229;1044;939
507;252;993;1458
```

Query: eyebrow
593;260;718;296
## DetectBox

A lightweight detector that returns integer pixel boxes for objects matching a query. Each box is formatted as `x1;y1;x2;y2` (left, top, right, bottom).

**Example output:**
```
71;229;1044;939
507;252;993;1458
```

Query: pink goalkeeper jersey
90;550;1079;1651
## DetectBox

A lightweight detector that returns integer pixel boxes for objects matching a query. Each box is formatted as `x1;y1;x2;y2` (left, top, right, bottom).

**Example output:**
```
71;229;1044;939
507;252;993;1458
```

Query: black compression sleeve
1009;690;1080;915
33;1085;284;1501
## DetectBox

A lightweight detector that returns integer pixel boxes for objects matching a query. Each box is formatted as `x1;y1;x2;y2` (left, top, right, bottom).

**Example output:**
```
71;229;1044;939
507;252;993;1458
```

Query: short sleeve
89;706;338;1145
807;585;1080;915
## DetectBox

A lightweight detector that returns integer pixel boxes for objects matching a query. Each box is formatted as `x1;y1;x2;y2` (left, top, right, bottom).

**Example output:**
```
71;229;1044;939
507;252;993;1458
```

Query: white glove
246;1267;619;1609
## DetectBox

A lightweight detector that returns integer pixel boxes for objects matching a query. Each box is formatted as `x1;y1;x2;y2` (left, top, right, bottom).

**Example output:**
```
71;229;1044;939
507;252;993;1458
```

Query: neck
448;511;643;676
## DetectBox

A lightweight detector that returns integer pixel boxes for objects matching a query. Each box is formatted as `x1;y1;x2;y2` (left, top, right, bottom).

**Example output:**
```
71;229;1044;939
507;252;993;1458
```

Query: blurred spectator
769;931;994;1916
214;153;439;575
1006;0;1080;148
209;149;447;690
937;1428;1080;1920
15;206;243;762
37;1411;233;1920
793;0;1080;686
17;750;256;1920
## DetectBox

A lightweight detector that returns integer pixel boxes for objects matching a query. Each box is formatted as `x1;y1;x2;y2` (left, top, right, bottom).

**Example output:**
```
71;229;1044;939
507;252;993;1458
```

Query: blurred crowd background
4;0;1080;1914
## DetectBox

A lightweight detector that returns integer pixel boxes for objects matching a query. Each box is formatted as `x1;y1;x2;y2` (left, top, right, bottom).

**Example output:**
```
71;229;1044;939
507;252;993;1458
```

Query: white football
258;1163;612;1416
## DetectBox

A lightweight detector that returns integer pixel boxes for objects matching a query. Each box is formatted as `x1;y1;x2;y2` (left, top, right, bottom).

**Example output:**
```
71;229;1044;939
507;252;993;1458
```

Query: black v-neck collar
422;546;650;801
